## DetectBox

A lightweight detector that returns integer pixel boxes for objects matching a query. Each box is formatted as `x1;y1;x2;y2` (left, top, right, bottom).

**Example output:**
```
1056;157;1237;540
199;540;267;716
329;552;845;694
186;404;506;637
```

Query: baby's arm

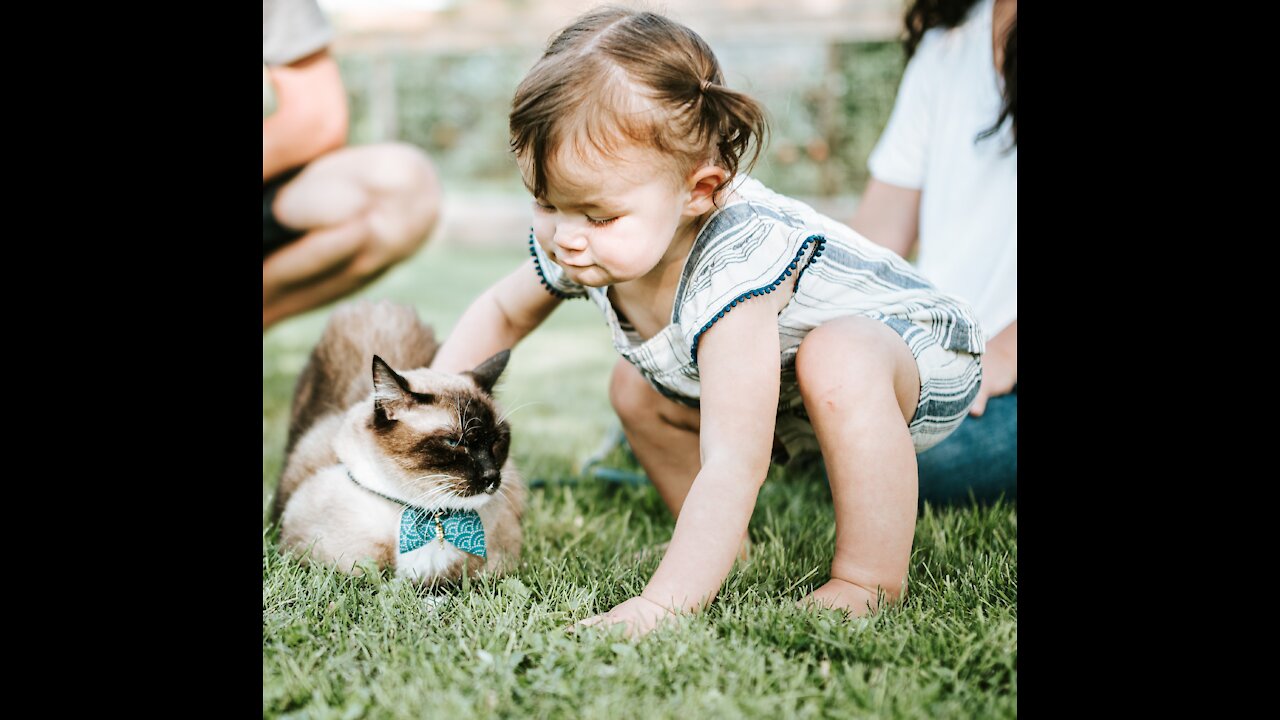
431;259;562;373
581;299;780;635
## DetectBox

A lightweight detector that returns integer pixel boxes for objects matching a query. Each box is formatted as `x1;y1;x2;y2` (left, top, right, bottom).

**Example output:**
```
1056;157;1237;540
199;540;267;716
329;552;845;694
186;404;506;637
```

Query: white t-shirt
263;0;333;67
867;0;1017;341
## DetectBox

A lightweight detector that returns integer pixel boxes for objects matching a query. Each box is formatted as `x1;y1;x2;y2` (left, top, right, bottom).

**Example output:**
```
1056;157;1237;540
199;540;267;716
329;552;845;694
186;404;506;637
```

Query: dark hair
509;6;769;199
904;0;1016;147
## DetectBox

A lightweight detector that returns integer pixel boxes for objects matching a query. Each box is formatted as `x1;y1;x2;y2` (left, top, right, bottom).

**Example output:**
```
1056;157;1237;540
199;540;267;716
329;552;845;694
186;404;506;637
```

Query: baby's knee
609;360;656;424
609;360;698;432
796;319;903;406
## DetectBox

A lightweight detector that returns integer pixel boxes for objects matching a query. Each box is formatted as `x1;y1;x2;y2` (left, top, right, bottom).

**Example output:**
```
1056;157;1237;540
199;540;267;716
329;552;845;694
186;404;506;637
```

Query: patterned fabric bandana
398;505;487;558
345;469;487;559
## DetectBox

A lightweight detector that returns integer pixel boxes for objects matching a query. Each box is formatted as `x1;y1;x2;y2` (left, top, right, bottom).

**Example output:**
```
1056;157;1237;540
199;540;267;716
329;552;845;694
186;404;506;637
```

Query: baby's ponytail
696;78;769;193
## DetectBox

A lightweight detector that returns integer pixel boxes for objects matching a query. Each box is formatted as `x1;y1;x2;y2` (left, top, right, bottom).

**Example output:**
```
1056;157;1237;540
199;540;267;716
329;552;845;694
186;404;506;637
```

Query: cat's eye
444;437;461;448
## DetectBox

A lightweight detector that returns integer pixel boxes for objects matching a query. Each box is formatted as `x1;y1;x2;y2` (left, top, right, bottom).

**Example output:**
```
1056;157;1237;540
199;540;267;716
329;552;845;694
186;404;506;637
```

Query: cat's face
366;352;513;507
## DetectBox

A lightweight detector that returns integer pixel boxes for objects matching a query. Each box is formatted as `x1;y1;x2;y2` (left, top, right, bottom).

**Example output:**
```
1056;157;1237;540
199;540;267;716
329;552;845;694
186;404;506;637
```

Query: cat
273;300;525;583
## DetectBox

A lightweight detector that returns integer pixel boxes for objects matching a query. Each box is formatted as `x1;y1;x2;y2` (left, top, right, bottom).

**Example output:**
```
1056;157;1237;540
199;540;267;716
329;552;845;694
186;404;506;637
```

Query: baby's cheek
531;219;556;257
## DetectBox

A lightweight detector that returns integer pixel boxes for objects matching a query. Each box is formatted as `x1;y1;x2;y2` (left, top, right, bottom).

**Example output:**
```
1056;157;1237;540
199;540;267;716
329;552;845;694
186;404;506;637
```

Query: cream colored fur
275;300;525;583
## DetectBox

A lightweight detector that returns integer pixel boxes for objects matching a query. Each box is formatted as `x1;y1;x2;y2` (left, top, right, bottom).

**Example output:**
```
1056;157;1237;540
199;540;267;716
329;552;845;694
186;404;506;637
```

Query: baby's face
523;144;695;288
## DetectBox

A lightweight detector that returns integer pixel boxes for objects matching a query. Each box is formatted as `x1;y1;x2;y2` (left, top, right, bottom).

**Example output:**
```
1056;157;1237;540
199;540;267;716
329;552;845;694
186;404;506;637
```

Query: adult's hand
971;320;1017;416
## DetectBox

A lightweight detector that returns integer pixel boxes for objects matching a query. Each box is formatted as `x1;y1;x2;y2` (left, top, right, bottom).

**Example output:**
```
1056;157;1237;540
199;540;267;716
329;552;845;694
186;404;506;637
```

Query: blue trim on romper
689;234;827;363
528;229;579;300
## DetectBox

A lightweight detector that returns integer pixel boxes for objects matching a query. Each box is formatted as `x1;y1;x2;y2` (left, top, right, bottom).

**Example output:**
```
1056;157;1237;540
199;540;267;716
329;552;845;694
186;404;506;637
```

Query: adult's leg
262;142;441;331
794;317;920;615
916;387;1017;507
263;166;307;258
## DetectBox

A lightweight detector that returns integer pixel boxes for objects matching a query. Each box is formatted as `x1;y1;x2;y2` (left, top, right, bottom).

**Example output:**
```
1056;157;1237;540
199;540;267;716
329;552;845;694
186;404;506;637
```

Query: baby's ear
372;355;412;425
686;164;727;214
465;350;511;394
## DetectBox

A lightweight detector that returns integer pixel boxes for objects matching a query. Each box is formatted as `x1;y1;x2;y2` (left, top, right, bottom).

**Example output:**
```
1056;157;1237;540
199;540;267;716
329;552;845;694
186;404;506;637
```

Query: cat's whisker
404;481;449;501
490;492;516;515
412;473;462;483
408;494;450;511
455;398;479;439
407;480;473;510
497;400;543;425
407;482;452;498
462;408;483;434
450;398;465;442
405;485;456;505
406;484;458;508
487;482;519;514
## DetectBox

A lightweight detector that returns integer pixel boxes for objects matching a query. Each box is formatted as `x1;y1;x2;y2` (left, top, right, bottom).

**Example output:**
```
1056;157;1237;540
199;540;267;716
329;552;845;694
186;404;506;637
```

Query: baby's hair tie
700;79;712;92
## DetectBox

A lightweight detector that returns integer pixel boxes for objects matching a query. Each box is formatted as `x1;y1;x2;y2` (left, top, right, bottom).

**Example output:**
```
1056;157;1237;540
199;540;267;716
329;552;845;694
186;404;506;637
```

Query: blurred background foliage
339;43;904;196
321;0;908;198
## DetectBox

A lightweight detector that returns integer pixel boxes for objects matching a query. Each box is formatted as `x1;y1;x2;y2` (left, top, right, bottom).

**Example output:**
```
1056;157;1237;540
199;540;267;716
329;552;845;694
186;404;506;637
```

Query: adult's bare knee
362;143;441;263
361;143;436;192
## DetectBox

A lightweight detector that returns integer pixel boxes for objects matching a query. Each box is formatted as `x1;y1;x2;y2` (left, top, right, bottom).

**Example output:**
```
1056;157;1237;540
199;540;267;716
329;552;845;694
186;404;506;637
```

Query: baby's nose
554;226;588;252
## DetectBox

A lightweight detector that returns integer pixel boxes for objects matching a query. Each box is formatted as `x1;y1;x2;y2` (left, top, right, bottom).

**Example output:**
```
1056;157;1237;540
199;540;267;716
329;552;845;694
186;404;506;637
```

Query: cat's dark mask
369;353;513;498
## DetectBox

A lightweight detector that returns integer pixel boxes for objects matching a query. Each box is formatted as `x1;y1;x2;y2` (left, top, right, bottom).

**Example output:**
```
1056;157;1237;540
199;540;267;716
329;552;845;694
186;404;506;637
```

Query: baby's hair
510;6;769;200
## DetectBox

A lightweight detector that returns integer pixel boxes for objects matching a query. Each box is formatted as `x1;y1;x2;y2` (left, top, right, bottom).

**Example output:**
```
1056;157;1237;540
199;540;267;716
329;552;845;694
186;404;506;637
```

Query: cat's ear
372;355;413;426
465;349;511;394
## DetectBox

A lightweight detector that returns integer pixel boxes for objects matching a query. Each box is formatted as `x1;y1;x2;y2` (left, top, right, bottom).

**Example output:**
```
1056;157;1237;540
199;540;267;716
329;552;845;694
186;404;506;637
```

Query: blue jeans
916;386;1017;507
597;390;1018;507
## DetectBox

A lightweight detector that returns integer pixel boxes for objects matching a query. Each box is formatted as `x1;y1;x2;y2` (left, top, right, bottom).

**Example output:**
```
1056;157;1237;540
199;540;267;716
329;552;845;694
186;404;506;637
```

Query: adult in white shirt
852;0;1016;505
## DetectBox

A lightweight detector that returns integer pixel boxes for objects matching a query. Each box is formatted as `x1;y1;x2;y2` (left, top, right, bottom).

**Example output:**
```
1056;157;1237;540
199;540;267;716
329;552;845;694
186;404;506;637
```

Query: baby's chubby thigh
793;316;921;428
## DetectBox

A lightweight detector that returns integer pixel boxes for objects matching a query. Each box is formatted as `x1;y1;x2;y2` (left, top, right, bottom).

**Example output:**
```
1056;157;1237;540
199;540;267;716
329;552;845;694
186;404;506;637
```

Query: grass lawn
263;240;1017;719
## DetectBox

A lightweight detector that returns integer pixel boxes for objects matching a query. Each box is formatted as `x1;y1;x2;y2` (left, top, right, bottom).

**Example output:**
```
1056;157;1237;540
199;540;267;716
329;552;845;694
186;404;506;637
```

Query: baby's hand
575;595;674;638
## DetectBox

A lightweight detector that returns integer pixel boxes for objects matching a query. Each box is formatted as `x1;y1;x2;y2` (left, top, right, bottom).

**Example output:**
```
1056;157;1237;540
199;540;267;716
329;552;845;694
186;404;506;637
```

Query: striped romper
530;176;985;458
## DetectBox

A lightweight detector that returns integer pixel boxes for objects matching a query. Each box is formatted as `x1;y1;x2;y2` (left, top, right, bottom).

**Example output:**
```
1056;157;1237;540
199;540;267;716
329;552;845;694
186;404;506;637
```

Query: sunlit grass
262;240;1016;718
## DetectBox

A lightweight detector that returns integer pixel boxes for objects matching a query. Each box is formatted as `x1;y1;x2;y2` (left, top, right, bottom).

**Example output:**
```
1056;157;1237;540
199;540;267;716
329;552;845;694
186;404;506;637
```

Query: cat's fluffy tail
285;300;439;455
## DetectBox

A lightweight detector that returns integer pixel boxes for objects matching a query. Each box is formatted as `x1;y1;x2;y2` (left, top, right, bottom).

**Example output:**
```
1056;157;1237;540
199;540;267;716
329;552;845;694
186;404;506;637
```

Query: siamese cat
274;300;525;583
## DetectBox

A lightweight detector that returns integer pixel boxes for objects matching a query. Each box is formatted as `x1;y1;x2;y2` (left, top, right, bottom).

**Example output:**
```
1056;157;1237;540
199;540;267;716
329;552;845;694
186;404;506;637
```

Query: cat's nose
482;473;502;494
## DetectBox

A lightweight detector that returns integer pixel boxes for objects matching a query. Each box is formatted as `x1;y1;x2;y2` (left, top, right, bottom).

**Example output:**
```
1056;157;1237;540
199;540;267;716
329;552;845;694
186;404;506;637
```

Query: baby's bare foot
798;578;879;616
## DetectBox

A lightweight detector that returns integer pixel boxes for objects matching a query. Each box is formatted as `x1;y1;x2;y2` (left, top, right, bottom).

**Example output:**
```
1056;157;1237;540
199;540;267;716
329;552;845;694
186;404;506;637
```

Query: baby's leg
794;317;921;615
609;359;702;516
611;359;754;561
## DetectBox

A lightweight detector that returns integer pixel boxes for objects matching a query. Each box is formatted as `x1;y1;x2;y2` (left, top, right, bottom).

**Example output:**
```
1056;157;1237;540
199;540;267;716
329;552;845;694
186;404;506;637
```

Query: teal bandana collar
398;505;486;558
346;470;487;559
